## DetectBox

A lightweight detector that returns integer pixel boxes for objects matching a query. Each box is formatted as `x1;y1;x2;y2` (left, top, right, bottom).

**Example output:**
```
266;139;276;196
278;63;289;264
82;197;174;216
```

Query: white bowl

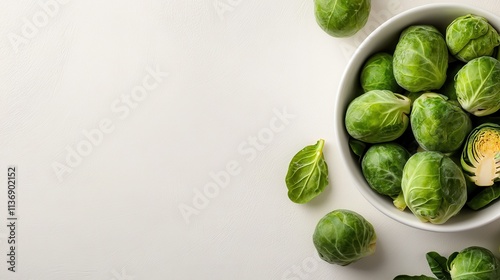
335;3;500;232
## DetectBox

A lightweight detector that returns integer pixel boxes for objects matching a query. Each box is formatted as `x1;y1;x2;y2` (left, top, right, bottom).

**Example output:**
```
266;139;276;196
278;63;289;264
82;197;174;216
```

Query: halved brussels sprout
461;123;500;186
345;90;411;143
411;93;472;153
455;56;500;116
402;151;467;224
393;25;448;92
360;53;401;93
446;14;500;62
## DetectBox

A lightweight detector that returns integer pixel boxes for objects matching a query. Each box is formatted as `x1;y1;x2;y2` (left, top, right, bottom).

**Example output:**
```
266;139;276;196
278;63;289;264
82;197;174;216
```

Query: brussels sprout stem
393;192;406;211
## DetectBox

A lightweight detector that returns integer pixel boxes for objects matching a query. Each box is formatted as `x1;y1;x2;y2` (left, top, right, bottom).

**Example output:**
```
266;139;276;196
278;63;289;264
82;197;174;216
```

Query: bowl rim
334;3;500;232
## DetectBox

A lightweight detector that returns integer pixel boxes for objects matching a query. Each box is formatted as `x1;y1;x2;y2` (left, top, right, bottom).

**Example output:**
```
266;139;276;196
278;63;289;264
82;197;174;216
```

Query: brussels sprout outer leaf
349;138;368;160
411;93;472;153
314;0;371;38
467;184;500;210
393;276;438;280
426;252;451;280
455;56;500;116
313;209;376;266
393;25;448;92
446;14;500;62
461;123;500;186
449;246;500;280
345;90;411;143
286;139;329;204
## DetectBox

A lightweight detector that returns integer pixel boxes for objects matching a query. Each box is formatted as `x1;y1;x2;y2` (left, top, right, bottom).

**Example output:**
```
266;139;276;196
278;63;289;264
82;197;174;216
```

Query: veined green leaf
285;139;329;204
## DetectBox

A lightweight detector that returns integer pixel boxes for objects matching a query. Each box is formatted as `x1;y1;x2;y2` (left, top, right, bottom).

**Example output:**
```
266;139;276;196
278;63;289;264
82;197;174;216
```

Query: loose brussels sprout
461;123;500;186
360;53;401;93
313;209;376;266
361;143;410;208
455;56;500;116
393;25;448;92
345;90;411;143
402;151;467;224
446;14;500;62
314;0;371;38
449;246;500;279
411;93;472;153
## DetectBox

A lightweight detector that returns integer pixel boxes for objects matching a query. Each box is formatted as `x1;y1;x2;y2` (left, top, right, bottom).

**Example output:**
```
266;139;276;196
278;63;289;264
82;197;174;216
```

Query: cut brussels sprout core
461;123;500;186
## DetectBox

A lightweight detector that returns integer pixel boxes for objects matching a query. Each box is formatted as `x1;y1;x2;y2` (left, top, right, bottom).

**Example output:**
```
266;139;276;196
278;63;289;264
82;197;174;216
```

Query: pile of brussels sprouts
345;14;500;224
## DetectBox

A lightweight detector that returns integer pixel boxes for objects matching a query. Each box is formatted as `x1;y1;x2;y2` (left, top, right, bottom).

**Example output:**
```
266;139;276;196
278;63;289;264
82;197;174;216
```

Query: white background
1;0;500;279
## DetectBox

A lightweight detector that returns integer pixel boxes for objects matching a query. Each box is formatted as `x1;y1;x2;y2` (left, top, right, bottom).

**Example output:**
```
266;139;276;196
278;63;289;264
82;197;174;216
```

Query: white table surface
1;0;500;279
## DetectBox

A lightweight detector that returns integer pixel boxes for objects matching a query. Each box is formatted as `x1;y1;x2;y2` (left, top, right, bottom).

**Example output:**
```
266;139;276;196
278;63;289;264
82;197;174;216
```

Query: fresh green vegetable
425;252;451;280
360;52;401;92
285;139;329;204
349;138;368;160
467;184;500;210
393;25;448;92
361;143;410;208
345;90;411;143
313;209;376;266
446;14;500;62
395;246;500;280
455;56;500;116
410;93;472;153
461;123;500;186
314;0;371;38
449;246;500;279
401;151;467;224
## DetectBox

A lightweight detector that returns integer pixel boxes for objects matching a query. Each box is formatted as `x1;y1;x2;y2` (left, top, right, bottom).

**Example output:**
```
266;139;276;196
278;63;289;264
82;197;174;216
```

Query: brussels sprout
461;123;500;186
345;90;411;143
449;246;500;280
401;151;467;224
455;56;500;116
361;143;410;209
446;14;500;62
393;25;448;92
313;209;376;266
349;138;368;160
360;53;402;93
314;0;371;38
411;93;472;153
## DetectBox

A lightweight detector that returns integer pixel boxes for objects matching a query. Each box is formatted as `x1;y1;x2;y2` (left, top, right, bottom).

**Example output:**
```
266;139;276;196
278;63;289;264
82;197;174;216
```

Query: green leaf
394;275;437;280
426;252;451;280
285;139;329;203
467;185;500;210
